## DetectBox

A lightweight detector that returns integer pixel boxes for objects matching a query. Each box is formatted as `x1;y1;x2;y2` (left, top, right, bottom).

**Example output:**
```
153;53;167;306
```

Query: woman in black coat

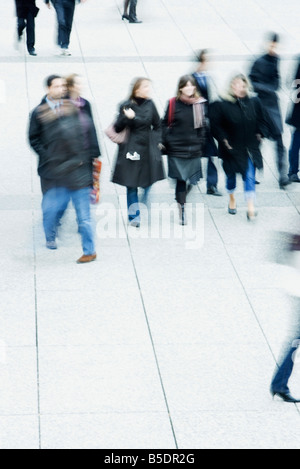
15;0;39;55
112;78;165;228
286;59;300;183
210;74;266;221
162;75;206;225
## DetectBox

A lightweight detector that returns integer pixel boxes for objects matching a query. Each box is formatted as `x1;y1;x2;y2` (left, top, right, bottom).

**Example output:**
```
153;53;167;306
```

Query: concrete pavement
0;0;300;449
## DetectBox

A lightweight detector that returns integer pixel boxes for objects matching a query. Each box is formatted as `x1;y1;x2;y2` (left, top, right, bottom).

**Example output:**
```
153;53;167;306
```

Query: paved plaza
0;0;300;449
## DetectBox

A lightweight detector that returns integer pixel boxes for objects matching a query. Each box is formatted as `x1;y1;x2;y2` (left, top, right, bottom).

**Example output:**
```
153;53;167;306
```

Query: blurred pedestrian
193;49;222;197
45;0;87;56
111;78;165;228
249;33;290;190
271;232;300;403
210;74;266;221
122;0;142;23
286;58;300;183
15;0;39;56
162;75;206;226
29;75;99;263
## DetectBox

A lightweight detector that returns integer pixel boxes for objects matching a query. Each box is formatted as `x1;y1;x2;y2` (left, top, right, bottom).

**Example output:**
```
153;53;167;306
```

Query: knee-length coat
112;99;165;189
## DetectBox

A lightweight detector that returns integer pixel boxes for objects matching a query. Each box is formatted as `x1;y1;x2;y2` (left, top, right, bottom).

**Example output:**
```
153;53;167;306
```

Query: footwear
207;186;223;197
76;254;97;264
129;18;143;23
271;391;300;403
279;177;292;190
61;48;71;56
255;180;261;185
228;205;237;215
247;211;258;222
129;220;140;228
122;14;130;21
28;49;37;56
289;174;300;183
46;240;57;250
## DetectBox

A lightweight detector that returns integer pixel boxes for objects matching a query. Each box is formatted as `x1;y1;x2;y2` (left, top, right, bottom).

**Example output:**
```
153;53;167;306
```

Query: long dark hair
176;75;200;100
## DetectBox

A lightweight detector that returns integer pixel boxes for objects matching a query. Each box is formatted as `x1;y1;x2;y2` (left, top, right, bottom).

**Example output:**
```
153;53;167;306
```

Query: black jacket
112;99;165;189
29;98;100;191
286;60;300;129
15;0;39;18
210;95;266;177
162;99;206;159
249;54;283;137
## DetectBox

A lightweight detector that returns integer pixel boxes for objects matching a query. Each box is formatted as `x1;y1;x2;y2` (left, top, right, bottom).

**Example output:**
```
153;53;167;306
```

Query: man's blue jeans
51;0;76;49
226;158;256;201
42;187;95;255
289;129;300;177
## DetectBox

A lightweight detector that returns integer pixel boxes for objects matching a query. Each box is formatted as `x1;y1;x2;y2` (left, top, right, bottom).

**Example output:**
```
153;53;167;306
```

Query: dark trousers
206;157;218;190
17;12;35;52
129;0;138;20
274;134;288;182
51;0;76;49
271;299;300;394
289;129;300;177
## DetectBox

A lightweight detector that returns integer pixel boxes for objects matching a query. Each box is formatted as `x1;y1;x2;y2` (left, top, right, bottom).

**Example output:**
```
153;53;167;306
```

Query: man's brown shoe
76;254;97;264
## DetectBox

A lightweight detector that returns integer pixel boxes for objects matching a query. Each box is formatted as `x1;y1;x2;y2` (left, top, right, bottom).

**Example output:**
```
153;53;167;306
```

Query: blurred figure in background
122;0;142;23
193;49;222;197
210;74;266;221
45;0;87;56
286;58;300;183
249;33;290;190
15;0;39;56
271;232;300;403
162;75;206;226
112;78;165;228
29;75;100;263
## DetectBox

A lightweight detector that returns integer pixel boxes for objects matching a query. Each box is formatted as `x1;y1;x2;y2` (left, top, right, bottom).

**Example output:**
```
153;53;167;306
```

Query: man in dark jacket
250;33;290;189
45;0;86;56
15;0;39;56
29;75;97;263
286;59;300;183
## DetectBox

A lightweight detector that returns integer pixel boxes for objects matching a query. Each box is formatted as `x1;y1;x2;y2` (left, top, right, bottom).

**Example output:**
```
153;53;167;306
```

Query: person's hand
223;139;233;150
124;108;136;120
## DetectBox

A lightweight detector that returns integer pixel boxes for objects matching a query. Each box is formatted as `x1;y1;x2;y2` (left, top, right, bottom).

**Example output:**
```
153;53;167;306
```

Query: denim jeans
127;187;151;222
226;158;256;201
51;0;76;49
42;187;95;255
288;129;300;177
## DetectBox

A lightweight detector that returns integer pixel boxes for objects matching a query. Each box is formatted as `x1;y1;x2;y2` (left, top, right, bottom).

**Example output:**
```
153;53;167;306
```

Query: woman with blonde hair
112;77;165;228
210;74;267;221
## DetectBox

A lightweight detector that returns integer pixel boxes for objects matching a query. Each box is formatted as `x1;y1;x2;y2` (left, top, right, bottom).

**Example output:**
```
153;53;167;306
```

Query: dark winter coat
112;99;165;189
29;98;101;191
286;60;300;129
249;54;283;137
210;95;266;177
193;72;218;158
15;0;39;18
161;99;206;159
